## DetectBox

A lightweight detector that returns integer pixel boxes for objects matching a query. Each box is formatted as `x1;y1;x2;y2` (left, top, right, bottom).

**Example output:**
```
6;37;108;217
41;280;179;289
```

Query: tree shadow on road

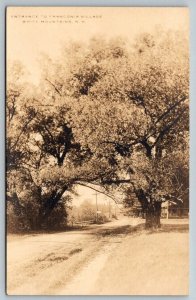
10;221;188;238
95;224;145;237
157;223;189;233
95;223;189;238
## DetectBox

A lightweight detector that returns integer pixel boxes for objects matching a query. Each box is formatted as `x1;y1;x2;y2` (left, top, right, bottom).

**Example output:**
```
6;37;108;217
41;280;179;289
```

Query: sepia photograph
6;7;189;295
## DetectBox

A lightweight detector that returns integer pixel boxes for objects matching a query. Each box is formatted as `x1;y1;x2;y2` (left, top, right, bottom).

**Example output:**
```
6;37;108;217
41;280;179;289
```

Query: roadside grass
94;226;189;295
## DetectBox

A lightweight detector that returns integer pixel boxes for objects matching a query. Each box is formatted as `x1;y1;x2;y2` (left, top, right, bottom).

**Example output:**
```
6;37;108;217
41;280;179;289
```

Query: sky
6;7;189;206
72;185;122;208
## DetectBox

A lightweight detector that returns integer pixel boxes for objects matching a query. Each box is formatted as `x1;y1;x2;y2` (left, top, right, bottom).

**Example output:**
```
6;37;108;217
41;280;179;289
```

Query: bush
7;199;69;232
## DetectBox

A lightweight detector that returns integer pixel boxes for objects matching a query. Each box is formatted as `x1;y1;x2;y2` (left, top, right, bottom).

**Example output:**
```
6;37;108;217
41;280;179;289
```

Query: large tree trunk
145;202;161;229
37;185;68;229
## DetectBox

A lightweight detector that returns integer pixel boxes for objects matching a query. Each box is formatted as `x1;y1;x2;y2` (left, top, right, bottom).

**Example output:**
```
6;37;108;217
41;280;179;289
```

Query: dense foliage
7;29;189;230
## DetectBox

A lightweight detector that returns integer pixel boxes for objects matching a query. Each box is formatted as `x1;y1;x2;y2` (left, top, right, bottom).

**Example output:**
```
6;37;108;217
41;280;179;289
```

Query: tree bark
145;202;161;229
37;185;68;228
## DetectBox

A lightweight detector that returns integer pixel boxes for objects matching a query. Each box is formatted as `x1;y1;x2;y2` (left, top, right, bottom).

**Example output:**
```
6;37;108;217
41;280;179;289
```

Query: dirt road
7;217;189;295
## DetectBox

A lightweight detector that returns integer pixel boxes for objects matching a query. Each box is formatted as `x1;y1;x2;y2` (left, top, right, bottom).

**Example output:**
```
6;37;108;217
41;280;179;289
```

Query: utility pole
108;198;111;219
93;192;98;223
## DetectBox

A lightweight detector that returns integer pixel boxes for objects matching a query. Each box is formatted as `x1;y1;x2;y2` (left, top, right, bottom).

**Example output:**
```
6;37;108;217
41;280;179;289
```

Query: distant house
162;200;189;219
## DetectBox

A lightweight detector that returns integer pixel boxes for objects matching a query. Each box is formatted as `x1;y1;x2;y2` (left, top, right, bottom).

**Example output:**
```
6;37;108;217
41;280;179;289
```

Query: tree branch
154;97;187;126
153;108;187;147
45;78;62;96
76;182;121;204
10;112;37;151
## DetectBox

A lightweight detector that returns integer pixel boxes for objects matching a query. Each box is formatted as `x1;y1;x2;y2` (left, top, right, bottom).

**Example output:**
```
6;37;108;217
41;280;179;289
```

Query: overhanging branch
45;78;62;96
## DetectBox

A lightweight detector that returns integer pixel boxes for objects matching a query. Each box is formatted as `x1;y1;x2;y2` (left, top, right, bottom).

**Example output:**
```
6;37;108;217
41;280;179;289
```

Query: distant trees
68;200;111;226
7;29;189;230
